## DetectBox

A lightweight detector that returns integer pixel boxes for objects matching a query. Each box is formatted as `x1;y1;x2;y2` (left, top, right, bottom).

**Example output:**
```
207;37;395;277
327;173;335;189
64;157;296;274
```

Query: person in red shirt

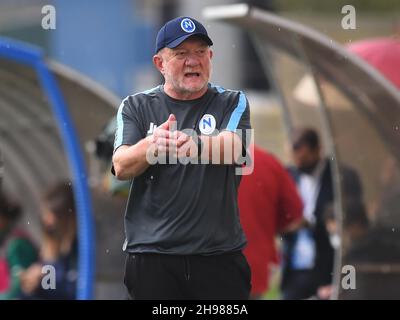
238;144;303;298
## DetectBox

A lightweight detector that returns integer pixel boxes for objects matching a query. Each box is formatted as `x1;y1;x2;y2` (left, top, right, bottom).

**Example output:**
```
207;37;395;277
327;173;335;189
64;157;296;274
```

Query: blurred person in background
238;144;303;299
20;182;77;299
281;128;335;300
281;128;363;299
0;190;38;299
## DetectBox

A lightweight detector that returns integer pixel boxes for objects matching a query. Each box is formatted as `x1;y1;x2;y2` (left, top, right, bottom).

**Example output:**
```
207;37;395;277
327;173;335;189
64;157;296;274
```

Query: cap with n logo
155;16;213;53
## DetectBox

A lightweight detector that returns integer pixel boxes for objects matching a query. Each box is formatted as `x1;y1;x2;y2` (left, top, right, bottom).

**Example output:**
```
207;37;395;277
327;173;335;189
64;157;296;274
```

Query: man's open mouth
184;72;200;78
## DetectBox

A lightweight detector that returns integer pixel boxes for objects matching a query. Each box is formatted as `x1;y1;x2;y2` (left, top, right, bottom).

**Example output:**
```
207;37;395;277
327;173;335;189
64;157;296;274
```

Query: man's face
292;144;320;174
154;37;212;99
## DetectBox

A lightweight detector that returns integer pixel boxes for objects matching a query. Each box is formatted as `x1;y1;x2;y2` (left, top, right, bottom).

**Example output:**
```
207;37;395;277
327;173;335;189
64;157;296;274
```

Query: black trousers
124;251;251;300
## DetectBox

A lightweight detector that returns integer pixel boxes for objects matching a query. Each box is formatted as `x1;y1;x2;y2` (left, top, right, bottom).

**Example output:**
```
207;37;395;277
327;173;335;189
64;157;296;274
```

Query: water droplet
150;175;154;180
392;228;395;232
27;221;30;225
106;249;110;254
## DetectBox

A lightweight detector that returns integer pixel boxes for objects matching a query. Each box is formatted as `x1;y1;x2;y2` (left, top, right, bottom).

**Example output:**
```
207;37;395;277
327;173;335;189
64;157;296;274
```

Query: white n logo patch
199;114;216;135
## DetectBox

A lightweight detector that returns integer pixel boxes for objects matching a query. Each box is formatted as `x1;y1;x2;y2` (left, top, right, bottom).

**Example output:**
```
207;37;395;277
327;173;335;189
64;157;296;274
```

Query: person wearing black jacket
281;128;363;300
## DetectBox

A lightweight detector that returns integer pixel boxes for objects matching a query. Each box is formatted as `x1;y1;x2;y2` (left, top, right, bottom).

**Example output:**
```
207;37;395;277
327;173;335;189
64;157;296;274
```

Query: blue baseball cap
155;16;213;53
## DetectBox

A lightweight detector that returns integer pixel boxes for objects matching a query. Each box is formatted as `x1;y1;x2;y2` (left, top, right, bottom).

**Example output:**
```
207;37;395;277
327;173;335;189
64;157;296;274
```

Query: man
238;144;303;299
280;128;334;300
281;128;362;300
112;16;252;300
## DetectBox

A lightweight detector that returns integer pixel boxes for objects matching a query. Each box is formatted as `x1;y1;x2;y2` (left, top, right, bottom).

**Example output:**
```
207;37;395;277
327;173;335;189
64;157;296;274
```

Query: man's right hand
150;114;178;155
114;114;179;179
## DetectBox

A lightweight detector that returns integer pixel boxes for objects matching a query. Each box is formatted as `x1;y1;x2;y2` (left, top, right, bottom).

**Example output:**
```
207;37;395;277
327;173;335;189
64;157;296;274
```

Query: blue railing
0;37;95;300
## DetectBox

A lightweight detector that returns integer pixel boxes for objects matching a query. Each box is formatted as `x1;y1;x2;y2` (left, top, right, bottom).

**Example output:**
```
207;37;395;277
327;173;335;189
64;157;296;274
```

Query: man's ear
209;48;213;60
153;54;164;75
